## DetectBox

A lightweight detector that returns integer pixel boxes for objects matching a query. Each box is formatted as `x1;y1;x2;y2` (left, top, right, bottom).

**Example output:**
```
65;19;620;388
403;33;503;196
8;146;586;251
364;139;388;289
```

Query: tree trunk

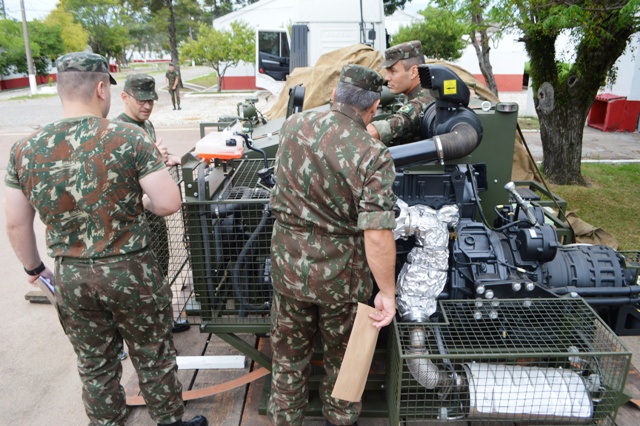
167;0;180;66
470;13;498;97
536;82;588;185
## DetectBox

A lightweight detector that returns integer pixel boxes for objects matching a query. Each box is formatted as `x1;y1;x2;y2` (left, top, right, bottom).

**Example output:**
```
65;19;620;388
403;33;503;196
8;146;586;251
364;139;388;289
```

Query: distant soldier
367;40;435;145
268;64;397;426
5;52;207;426
166;63;181;110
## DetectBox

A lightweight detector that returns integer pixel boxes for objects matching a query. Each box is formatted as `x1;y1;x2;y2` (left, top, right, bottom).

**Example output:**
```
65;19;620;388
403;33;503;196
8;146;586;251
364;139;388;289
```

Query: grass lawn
547;162;640;250
518;116;540;130
186;72;218;88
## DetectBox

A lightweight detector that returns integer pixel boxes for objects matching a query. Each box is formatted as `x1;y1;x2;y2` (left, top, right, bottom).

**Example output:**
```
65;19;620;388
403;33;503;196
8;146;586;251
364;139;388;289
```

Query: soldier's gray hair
57;72;110;102
335;82;380;111
401;55;425;71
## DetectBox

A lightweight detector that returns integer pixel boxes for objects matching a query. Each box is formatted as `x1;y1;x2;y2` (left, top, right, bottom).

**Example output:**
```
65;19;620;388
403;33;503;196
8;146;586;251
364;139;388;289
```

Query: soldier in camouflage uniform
165;63;181;110
367;40;435;145
116;73;179;278
5;52;207;426
268;64;398;426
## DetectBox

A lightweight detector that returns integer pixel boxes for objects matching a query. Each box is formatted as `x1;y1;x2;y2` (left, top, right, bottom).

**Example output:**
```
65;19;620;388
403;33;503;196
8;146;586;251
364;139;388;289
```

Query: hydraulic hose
388;122;480;168
234;206;272;317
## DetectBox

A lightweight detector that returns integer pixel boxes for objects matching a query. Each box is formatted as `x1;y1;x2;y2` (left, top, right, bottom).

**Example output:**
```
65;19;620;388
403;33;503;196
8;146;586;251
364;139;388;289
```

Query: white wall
605;33;640;100
453;33;527;77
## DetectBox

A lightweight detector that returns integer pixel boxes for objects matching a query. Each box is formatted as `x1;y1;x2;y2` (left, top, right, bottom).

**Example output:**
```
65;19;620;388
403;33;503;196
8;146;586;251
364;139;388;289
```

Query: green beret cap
339;64;383;93
57;52;117;85
380;40;423;68
124;73;158;101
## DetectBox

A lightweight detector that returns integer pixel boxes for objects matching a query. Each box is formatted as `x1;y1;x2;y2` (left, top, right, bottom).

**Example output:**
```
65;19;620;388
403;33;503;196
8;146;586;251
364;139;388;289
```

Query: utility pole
1;0;6;19
20;0;38;95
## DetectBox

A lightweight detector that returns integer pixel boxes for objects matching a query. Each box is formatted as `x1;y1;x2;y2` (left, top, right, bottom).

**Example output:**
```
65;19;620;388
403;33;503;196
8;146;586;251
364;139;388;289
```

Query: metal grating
180;159;275;330
387;298;631;425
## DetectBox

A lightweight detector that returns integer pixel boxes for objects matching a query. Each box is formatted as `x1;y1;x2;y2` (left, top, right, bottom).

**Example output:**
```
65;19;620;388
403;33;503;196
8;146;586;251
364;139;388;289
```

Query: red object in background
587;93;640;132
109;64;119;73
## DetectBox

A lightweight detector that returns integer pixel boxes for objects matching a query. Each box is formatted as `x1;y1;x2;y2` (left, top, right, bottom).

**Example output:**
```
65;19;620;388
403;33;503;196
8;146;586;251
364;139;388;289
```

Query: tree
491;1;640;185
392;6;467;61
44;5;90;53
436;0;499;96
64;0;131;61
384;0;414;15
0;19;64;77
180;21;255;92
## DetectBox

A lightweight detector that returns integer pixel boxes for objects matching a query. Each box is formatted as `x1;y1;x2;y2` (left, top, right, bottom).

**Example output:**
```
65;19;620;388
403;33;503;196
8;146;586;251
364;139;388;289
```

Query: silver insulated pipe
393;199;459;322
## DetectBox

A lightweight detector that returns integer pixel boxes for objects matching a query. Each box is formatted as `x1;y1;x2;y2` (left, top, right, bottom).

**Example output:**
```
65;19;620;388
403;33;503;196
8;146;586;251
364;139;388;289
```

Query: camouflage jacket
371;85;435;145
165;70;180;89
115;113;156;142
269;102;397;304
5;116;164;259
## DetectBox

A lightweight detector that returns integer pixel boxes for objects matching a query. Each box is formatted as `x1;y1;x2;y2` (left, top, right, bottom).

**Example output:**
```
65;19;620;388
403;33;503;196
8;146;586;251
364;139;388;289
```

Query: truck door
256;29;290;85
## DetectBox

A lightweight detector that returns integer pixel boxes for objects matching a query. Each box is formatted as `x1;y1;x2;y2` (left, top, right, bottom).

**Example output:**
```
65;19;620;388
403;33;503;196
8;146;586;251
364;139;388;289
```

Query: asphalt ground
1;71;639;424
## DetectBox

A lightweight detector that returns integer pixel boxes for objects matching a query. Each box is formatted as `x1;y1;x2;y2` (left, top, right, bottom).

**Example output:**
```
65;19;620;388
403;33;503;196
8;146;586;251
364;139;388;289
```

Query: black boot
177;105;182;110
172;105;176;110
158;416;208;426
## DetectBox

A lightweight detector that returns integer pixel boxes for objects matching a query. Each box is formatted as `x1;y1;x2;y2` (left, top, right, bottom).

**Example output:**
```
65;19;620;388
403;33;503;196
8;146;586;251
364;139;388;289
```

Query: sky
3;0;432;21
3;0;59;21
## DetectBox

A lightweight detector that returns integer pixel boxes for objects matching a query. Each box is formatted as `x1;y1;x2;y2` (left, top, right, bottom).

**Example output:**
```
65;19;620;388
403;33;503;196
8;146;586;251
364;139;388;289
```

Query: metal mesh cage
176;159;274;331
619;250;640;269
386;298;631;425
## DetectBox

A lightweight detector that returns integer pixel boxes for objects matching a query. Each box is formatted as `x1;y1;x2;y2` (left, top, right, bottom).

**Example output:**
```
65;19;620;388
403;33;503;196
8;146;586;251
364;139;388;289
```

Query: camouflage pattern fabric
124;73;158;101
5;117;184;423
116;112;157;142
114;113;169;278
5;117;164;259
339;64;383;92
371;84;435;145
57;52;117;85
380;40;423;68
268;291;360;425
54;250;183;425
166;69;181;107
268;101;396;424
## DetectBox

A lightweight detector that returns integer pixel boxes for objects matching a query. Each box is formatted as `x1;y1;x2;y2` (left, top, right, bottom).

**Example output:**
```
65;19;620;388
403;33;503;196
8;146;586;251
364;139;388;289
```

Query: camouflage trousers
169;88;180;107
267;290;361;425
54;249;184;425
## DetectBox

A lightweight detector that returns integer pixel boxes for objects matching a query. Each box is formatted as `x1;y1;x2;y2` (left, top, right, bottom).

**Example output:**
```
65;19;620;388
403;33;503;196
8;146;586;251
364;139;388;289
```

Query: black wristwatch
24;262;46;276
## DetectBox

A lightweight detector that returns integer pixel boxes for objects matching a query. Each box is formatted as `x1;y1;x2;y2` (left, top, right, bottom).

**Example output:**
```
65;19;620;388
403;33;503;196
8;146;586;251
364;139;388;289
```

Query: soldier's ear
410;64;420;80
331;88;337;103
96;80;108;101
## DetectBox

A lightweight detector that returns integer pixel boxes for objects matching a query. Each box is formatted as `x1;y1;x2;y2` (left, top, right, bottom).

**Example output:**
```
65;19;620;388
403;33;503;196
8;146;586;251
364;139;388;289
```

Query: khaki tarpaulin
265;44;384;120
565;211;618;248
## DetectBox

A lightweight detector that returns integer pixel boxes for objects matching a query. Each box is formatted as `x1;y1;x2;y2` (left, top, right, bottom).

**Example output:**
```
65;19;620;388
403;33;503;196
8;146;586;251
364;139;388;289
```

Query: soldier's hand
27;265;54;285
367;123;381;140
370;291;396;330
155;138;170;164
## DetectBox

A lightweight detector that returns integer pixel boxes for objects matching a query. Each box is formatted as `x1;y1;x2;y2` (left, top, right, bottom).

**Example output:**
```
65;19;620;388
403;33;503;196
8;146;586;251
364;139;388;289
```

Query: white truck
213;0;386;95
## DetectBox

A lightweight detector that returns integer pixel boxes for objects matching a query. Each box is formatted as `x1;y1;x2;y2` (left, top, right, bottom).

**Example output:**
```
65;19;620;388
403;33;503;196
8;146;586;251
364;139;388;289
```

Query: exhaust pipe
388;122;480;168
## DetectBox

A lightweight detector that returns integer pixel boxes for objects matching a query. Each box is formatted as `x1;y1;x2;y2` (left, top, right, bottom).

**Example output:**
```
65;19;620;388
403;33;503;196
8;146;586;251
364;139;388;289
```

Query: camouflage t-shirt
165;70;180;89
115;113;156;142
269;102;397;304
371;84;435;145
4;116;165;259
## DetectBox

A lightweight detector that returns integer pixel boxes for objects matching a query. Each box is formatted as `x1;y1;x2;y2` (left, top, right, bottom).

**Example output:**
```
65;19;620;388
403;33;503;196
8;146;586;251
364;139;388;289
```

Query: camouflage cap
57;52;117;85
380;40;423;68
124;73;158;101
339;64;383;93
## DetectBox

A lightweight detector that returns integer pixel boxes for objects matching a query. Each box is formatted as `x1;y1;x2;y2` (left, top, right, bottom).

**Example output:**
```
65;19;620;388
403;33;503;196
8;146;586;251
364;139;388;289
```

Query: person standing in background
166;63;181;110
